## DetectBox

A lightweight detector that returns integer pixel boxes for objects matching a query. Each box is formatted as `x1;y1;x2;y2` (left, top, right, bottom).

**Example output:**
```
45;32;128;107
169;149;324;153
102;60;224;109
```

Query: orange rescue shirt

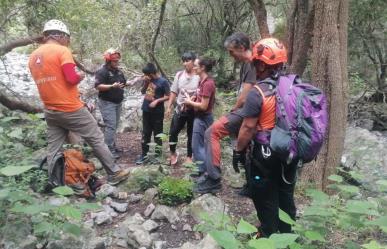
29;43;84;112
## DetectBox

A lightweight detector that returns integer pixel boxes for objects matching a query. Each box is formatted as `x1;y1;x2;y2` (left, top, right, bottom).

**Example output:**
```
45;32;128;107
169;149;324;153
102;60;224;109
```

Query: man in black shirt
95;48;126;159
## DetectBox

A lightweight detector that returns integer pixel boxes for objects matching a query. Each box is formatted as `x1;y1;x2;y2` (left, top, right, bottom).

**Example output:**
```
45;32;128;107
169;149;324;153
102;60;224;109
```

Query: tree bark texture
247;0;270;38
301;0;349;190
286;0;314;76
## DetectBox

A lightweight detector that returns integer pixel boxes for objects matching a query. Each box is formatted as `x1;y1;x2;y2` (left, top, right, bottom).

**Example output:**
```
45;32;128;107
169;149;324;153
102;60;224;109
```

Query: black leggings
169;110;194;157
247;143;298;237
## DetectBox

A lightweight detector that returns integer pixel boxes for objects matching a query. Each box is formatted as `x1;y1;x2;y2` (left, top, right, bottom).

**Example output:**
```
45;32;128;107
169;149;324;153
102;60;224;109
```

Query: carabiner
261;146;271;159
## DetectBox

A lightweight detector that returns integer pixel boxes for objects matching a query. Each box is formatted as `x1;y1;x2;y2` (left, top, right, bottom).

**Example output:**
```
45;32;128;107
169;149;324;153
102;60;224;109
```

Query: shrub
158;177;193;206
131;167;165;191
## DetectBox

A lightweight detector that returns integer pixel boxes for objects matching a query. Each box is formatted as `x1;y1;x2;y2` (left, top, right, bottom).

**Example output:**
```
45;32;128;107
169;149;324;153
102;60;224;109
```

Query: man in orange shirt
29;19;130;186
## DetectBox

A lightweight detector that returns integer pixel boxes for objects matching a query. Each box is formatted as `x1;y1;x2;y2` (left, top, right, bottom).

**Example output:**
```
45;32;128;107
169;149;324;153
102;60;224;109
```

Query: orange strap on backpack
253;85;276;131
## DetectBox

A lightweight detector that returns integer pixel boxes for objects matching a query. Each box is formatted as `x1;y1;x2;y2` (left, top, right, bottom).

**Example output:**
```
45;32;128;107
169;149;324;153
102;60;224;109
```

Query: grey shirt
237;62;257;95
170;70;200;106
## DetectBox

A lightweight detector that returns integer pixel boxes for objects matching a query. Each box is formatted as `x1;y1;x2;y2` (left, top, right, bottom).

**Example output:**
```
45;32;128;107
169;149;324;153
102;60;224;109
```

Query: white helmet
43;19;70;36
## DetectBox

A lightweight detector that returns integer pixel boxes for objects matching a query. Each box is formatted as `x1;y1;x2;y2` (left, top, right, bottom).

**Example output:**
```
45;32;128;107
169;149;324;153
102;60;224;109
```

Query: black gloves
232;150;246;173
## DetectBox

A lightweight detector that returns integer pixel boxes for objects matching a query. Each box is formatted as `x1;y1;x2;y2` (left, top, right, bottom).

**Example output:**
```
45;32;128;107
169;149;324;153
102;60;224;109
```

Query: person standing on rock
182;57;216;189
194;32;256;194
136;63;170;165
166;52;200;166
28;19;130;186
95;48;126;160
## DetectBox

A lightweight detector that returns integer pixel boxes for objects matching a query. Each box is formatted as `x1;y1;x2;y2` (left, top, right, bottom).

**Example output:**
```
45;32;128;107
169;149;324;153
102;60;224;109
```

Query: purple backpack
265;74;328;164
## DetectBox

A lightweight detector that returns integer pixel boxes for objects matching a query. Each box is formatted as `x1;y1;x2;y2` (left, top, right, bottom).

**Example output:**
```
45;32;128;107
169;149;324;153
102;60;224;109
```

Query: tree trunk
286;0;314;76
301;0;349;190
0;90;43;113
247;0;270;38
0;36;43;56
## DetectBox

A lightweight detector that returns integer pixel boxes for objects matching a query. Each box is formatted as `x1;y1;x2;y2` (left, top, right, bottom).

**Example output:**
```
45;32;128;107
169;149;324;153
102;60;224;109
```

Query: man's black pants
142;111;164;157
247;143;298;237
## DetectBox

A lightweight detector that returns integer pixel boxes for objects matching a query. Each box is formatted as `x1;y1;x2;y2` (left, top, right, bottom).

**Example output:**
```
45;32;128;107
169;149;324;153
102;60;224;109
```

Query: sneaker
194;177;221;194
238;184;252;198
135;155;149;165
170;152;179;166
107;168;130;185
184;156;193;164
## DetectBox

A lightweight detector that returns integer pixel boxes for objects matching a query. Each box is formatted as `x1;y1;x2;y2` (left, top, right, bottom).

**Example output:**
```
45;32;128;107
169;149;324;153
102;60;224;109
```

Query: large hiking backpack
41;149;98;197
257;74;328;164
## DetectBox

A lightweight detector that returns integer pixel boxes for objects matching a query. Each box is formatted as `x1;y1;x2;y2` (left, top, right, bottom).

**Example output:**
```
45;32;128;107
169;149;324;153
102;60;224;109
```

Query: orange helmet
252;38;287;65
103;48;121;62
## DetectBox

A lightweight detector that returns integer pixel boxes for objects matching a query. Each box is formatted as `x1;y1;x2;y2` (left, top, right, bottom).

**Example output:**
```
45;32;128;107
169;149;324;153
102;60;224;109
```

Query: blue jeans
98;99;122;152
192;114;213;173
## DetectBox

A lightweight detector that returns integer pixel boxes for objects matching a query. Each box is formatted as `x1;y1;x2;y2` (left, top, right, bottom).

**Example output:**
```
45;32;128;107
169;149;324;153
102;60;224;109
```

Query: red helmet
252;38;287;65
103;48;121;62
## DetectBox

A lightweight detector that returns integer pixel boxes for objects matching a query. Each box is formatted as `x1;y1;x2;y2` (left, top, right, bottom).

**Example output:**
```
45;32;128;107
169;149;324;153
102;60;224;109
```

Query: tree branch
150;0;167;55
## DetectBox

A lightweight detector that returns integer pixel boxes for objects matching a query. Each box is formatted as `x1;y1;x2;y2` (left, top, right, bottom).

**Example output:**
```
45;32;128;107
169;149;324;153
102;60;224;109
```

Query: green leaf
305;231;325;242
11;203;51;215
366;216;387;227
34;221;55;235
236;218;258;234
209;230;241;249
0;189;9;199
53;186;74;196
328;174;343;183
58;206;82;220
77;202;100;211
8;127;23;139
279;209;296;225
289;243;302;249
337;185;360;194
155;133;167;139
362;240;384;249
0;166;34;176
375;180;387;187
248;238;276;249
269;233;299;248
305;189;329;203
2;116;20;122
62;223;81;236
346;200;379;216
303;207;335;217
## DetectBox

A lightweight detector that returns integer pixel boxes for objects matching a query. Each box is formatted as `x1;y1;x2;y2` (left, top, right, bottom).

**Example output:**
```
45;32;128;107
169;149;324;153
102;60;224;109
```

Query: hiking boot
135;155;149;165
238;184;252;198
194;177;221;194
107;168;130;185
111;151;121;160
190;171;204;178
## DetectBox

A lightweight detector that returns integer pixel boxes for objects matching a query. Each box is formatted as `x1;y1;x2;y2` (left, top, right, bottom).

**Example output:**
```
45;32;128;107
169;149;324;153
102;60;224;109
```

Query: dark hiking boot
190;171;204;178
194;177;221;194
111;151;121;160
107;168;130;185
238;184;252;198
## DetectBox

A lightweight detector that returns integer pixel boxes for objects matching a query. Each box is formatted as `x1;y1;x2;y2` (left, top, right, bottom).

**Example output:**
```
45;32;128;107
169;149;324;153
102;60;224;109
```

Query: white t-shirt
170;70;200;106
